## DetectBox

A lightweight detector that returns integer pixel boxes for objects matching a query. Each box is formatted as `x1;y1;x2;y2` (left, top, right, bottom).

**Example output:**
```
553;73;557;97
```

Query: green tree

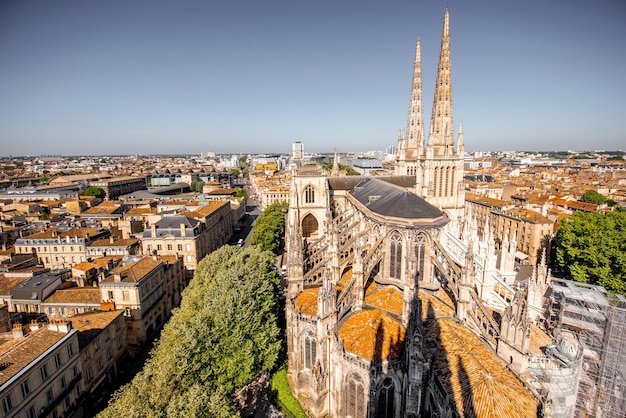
230;168;241;178
555;210;626;295
83;186;105;199
99;245;281;417
234;188;248;199
190;180;205;193
579;190;607;205
250;202;287;254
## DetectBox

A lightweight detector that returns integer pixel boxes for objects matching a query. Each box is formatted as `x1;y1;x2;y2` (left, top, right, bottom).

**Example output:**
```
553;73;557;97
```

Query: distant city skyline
1;0;625;157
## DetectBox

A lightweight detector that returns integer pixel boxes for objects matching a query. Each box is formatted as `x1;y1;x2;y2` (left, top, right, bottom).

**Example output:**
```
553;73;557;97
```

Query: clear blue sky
1;0;625;156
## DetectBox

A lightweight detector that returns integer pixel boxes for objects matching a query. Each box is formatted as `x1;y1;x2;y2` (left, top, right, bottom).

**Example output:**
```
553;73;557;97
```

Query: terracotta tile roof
83;205;122;215
365;280;378;294
0;328;67;385
103;257;161;283
125;207;157;215
44;287;101;305
70;310;124;348
156;255;179;265
420;291;538;417
419;291;455;318
335;267;352;291
338;309;406;361
91;256;123;269
529;325;552;355
365;287;403;315
295;287;320;316
189;200;229;218
0;275;28;296
24;227;102;240
88;237;139;247
72;261;98;271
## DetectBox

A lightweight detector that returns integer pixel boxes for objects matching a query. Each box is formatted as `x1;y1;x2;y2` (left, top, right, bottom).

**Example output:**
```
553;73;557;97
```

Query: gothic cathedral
285;8;544;418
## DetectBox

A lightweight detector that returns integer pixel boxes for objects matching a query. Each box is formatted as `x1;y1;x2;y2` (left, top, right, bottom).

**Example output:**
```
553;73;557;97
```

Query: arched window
304;185;315;204
304;332;316;369
438;167;444;197
450;167;456;197
302;214;318;238
390;233;402;280
376;378;395;418
444;166;450;197
345;374;365;418
415;234;426;281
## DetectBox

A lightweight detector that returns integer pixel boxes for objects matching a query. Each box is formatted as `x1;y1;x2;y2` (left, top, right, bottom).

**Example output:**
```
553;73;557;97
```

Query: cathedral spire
457;120;464;154
405;37;424;156
331;148;340;177
428;7;454;154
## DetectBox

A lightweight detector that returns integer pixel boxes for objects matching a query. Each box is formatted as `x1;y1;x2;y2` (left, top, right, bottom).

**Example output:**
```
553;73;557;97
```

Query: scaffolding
549;279;626;418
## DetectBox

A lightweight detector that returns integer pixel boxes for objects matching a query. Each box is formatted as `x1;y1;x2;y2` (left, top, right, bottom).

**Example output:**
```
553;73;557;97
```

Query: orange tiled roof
0;329;67;385
365;286;403;315
103;257;160;283
335;267;352;291
295;287;320;316
420;290;538;417
44;287;101;305
338;309;405;361
23;227;101;240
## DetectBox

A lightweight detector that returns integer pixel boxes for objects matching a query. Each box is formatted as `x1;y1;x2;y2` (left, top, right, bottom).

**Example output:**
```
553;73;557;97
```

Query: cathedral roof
295;287;319;316
365;286;403;315
338;309;405;361
420;291;539;417
348;177;446;222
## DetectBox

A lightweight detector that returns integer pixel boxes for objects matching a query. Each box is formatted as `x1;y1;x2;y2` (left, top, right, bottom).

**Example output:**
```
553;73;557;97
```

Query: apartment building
99;256;183;349
0;322;81;418
14;227;110;269
465;193;553;264
70;310;127;416
142;200;232;273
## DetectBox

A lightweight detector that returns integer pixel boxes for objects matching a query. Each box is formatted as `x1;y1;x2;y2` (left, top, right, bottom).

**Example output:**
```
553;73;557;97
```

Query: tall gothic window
438;167;444;197
376;378;395;418
390;233;402;280
345;374;365;418
304;185;315;204
302;214;318;238
304;332;316;369
444;166;450;197
415;234;425;281
450;167;455;198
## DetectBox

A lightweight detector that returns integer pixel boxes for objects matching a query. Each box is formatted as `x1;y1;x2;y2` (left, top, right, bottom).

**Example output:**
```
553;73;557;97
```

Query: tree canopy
250;202;287;254
579;190;607;205
83;186;105;199
555;210;626;295
190;180;205;193
98;245;282;417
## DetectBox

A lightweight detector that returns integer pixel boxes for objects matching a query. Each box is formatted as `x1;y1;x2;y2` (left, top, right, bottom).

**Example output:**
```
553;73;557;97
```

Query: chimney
12;323;24;339
30;320;40;331
48;320;72;333
110;236;115;244
151;224;157;237
180;223;186;236
114;273;122;282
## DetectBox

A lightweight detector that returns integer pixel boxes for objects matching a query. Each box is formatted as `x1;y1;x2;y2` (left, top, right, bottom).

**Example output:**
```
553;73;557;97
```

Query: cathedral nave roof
348;177;446;222
337;308;406;362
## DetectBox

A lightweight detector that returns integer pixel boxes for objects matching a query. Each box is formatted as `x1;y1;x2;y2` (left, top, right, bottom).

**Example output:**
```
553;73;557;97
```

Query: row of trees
98;245;282;417
250;202;288;254
555;209;626;295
